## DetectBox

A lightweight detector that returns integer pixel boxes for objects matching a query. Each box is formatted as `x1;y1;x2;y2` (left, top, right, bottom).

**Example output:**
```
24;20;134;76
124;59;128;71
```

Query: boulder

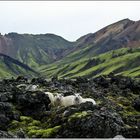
15;91;51;119
0;130;15;138
0;102;19;130
56;105;124;138
132;97;140;111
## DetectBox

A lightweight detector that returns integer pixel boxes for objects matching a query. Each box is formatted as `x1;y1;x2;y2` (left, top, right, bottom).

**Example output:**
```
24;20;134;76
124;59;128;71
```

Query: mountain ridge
0;18;140;78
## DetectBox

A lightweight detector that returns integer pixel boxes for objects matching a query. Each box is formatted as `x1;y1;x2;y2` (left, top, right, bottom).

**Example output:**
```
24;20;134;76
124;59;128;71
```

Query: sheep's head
54;93;63;102
74;93;82;104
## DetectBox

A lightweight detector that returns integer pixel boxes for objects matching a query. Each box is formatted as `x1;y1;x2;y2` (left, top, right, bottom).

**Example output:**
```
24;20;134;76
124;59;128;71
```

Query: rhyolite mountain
59;18;140;63
40;19;140;78
0;18;140;78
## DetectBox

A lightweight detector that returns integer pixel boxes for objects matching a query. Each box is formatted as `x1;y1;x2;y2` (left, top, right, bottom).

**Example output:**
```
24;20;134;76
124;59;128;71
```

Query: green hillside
40;47;140;78
0;19;140;78
0;54;38;78
4;33;75;69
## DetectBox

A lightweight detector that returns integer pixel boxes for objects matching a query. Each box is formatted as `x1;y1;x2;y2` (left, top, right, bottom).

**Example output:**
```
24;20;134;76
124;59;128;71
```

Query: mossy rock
20;116;33;123
27;125;61;138
28;120;41;126
68;111;90;122
8;116;42;136
8;120;20;130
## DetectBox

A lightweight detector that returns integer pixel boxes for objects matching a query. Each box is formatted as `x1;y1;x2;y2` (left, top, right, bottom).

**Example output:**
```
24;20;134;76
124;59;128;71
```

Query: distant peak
109;18;135;26
122;18;133;21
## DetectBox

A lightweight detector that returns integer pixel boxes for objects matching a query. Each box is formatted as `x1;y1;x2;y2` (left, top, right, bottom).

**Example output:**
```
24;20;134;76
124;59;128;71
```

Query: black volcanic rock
0;130;15;138
133;97;140;111
15;90;51;119
56;106;124;138
0;76;140;138
0;102;19;130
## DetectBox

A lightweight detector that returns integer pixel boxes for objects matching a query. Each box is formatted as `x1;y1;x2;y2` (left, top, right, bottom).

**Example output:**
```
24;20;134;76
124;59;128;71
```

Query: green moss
8;115;61;138
27;125;61;138
20;116;33;123
9;120;20;130
28;120;41;126
8;116;41;135
27;126;40;131
68;111;89;122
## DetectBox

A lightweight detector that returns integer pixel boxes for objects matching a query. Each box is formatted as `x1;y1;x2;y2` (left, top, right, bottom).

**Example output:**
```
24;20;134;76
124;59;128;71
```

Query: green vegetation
68;111;90;122
6;33;75;68
40;47;140;79
27;126;61;138
0;56;37;78
8;116;61;138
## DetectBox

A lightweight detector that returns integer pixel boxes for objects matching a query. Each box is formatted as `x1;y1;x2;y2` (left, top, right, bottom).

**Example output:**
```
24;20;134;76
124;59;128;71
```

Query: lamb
74;93;96;105
44;92;55;106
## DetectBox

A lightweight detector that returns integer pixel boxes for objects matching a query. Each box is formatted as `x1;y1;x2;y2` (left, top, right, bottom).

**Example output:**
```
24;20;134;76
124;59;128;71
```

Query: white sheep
74;93;96;105
61;95;77;107
54;93;63;107
54;93;77;107
44;92;55;106
25;84;39;91
54;93;96;108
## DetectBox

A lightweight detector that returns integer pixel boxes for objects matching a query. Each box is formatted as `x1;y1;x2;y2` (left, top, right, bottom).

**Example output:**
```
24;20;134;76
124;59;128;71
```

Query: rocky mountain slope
0;33;75;68
41;19;140;78
0;75;140;138
41;47;140;78
0;18;140;78
0;53;37;78
69;18;140;61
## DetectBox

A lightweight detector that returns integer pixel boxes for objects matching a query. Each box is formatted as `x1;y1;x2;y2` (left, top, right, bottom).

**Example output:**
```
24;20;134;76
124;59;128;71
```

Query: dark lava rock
31;77;47;85
15;76;28;83
0;130;15;138
0;75;140;138
60;102;98;118
130;80;140;95
15;90;51;119
0;92;14;102
57;108;124;138
0;102;19;130
16;128;26;138
93;76;109;88
122;126;140;138
132;97;140;111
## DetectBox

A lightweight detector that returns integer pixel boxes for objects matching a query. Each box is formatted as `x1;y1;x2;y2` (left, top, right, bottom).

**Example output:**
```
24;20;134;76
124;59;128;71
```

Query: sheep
61;95;77;107
54;93;64;107
44;92;55;106
74;93;96;105
54;93;96;108
81;98;96;105
25;84;39;91
54;93;77;107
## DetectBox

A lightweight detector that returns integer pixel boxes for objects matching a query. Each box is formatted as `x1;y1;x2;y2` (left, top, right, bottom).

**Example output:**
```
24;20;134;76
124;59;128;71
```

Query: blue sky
0;1;140;41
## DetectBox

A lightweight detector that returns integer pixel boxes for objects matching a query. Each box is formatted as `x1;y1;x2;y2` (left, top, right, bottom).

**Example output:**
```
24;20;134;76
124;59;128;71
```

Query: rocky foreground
0;75;140;138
